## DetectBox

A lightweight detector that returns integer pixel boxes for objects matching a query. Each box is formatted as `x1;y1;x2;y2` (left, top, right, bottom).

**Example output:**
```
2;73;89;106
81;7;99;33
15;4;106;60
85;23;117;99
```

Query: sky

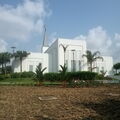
0;0;120;62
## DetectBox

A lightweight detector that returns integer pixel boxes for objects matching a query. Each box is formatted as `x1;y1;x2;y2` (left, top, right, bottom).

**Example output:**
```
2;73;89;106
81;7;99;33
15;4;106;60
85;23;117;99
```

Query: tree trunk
4;63;6;75
64;52;65;66
1;63;4;74
90;63;92;72
20;58;22;73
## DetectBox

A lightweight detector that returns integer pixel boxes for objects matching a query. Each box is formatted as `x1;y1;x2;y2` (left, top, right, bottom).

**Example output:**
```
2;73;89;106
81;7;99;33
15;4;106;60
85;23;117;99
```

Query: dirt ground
0;85;120;120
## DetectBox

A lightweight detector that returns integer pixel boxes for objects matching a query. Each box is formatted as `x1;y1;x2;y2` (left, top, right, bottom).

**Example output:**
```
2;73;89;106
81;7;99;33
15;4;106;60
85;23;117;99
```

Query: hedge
11;72;35;78
0;75;5;80
66;71;98;81
44;72;61;82
43;71;98;82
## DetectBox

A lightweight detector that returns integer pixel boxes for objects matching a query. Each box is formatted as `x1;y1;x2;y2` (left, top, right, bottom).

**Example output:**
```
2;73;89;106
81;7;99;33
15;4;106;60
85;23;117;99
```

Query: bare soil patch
0;86;120;120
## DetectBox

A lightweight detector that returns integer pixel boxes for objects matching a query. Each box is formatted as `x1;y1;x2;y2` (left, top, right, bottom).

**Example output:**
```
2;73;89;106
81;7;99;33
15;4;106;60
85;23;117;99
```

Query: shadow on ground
73;98;120;120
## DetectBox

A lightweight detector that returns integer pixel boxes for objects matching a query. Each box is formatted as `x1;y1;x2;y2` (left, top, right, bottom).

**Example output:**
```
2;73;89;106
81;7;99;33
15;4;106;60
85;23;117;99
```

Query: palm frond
59;44;69;52
41;67;47;73
94;56;104;61
92;51;100;57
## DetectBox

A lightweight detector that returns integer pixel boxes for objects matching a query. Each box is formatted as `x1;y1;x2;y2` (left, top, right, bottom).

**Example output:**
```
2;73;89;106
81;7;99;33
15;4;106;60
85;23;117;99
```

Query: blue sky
0;0;120;62
47;0;120;37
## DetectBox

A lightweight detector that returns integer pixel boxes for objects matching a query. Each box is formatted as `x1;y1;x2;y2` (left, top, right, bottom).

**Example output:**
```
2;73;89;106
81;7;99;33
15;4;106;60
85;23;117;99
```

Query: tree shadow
73;99;120;120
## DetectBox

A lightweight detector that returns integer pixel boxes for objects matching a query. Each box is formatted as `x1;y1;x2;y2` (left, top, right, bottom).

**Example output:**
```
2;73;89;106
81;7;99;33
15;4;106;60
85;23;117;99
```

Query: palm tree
83;50;103;72
35;63;47;85
60;64;67;87
14;51;30;72
59;44;69;65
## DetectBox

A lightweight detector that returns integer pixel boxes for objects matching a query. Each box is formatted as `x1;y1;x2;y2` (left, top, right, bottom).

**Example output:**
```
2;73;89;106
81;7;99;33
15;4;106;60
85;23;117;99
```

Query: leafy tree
83;50;103;72
35;63;47;84
113;63;120;74
14;51;29;72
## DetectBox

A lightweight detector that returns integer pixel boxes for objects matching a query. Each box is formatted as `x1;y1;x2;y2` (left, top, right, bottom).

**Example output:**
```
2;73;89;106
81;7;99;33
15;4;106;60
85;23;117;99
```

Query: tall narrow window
97;67;99;73
65;60;68;68
102;67;104;71
79;60;81;71
71;60;76;72
29;65;33;72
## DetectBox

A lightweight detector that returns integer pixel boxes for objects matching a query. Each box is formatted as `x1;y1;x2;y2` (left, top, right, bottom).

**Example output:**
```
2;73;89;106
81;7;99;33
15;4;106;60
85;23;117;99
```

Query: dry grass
0;86;120;120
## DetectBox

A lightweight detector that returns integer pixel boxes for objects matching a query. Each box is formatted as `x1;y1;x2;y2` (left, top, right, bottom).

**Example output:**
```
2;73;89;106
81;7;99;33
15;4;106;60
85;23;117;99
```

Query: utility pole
71;49;75;71
11;46;16;54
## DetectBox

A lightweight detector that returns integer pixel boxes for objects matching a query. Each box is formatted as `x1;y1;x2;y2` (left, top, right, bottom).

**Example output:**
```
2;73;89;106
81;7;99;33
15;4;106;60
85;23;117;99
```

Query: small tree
60;64;67;87
35;63;47;85
100;70;107;77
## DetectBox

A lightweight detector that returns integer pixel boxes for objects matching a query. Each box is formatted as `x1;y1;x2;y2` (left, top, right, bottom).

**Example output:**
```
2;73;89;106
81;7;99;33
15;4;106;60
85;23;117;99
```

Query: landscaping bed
0;85;120;120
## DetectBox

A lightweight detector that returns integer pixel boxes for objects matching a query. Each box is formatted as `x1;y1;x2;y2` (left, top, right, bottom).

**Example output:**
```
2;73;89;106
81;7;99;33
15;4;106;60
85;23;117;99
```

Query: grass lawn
0;85;120;120
0;78;62;86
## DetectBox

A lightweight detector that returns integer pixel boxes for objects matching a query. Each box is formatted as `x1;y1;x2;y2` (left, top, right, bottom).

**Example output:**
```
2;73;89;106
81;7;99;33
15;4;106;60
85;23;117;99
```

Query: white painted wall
45;40;58;72
12;52;48;73
93;56;113;75
58;38;88;72
12;38;113;75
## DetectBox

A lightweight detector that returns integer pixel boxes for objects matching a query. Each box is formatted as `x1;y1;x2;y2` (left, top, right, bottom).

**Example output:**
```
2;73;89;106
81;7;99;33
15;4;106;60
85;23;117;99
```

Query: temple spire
41;25;49;53
43;25;48;47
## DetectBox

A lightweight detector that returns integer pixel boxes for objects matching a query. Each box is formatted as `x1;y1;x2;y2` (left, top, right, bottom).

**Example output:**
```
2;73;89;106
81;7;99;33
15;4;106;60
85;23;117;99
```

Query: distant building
12;38;113;75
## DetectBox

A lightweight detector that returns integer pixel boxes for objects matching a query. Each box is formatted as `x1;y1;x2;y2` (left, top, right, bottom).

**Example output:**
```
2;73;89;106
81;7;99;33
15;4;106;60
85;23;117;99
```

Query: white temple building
12;38;113;75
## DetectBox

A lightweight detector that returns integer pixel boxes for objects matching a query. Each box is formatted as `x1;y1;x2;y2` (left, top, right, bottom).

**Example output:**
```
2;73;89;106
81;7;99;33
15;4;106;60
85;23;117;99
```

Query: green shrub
44;71;98;83
21;71;35;78
44;73;61;82
66;71;98;82
11;72;21;78
4;74;11;79
0;75;5;80
11;72;35;78
95;74;104;80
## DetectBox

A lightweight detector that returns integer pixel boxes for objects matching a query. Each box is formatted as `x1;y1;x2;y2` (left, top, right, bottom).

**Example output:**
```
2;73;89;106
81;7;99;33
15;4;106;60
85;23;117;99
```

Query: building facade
12;38;113;75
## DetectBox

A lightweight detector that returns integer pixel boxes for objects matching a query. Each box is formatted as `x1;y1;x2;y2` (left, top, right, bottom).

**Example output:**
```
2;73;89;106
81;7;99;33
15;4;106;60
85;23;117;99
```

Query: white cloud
74;26;120;62
0;39;7;52
0;0;51;42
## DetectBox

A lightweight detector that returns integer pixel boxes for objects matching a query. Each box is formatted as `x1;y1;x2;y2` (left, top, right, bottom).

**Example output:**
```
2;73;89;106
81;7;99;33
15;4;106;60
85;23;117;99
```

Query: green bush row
11;71;35;78
44;72;61;82
43;71;98;82
0;75;5;80
66;71;98;81
0;71;98;82
0;74;11;80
